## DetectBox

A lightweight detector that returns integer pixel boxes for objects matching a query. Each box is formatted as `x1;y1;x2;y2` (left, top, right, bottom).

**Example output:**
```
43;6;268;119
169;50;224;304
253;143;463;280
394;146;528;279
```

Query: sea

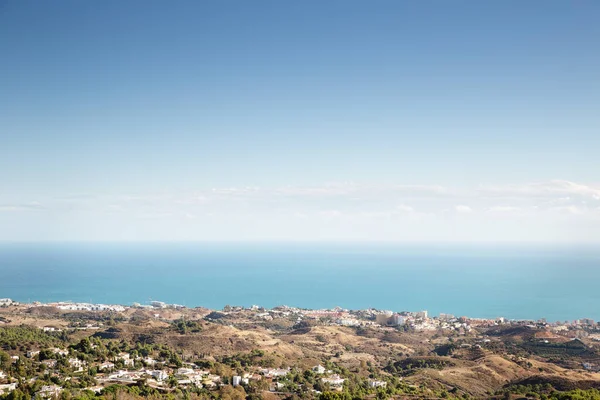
0;242;599;322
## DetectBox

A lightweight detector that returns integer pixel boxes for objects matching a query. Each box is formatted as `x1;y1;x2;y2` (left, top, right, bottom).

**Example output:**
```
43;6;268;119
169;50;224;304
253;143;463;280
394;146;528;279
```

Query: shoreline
0;298;592;326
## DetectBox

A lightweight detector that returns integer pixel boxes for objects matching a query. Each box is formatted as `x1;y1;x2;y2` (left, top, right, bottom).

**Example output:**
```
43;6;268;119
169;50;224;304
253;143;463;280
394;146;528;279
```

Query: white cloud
396;204;415;213
455;205;473;213
551;206;583;215
136;212;173;219
273;183;450;198
3;180;600;242
275;183;359;197
479;180;600;200
488;206;521;213
319;210;343;218
210;187;260;196
0;202;44;212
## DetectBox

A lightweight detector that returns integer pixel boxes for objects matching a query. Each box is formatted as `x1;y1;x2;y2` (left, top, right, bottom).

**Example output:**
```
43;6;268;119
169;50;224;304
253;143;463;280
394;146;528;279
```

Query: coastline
0;298;593;327
2;242;600;322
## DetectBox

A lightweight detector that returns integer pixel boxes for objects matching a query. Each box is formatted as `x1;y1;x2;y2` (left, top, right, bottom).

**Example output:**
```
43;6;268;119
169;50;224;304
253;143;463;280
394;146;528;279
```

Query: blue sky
1;1;599;241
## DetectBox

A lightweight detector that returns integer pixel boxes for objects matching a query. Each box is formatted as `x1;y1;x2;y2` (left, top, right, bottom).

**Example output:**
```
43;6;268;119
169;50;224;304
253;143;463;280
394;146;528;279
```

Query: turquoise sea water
0;243;598;322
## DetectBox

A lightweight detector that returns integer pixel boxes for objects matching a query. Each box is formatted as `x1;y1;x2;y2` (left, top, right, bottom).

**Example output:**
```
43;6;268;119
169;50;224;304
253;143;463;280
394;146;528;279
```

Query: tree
0;351;9;368
219;385;246;400
167;376;178;388
319;392;351;400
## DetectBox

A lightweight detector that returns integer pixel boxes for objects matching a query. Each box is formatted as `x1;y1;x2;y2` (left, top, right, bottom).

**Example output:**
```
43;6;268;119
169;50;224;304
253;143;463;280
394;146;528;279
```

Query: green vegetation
0;326;66;350
220;350;275;370
172;319;203;335
497;386;600;400
384;358;455;376
1;307;600;400
521;340;593;358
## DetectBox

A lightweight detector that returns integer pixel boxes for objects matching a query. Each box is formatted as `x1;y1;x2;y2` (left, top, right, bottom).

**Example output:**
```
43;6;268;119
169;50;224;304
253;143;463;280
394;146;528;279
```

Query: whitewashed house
322;374;345;387
312;365;326;374
99;362;115;371
150;370;168;382
0;383;17;394
38;385;62;398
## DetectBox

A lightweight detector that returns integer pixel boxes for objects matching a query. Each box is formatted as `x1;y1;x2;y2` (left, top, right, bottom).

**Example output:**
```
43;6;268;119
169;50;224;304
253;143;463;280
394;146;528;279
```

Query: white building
0;383;17;394
261;368;289;378
232;376;242;386
50;348;69;356
439;313;454;321
375;312;393;325
150;370;169;382
143;357;157;366
115;353;135;367
312;365;326;374
68;358;85;369
337;318;362;327
38;385;62;398
151;301;167;309
26;350;40;358
41;360;57;368
388;314;405;326
322;374;345;387
177;368;195;376
99;362;115;371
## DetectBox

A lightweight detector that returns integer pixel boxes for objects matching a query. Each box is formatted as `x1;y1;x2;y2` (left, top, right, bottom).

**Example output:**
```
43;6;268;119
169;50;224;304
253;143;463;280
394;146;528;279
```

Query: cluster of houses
250;306;473;333
99;367;223;388
40;302;127;312
263;306;600;337
6;297;600;335
0;299;16;307
0;342;357;398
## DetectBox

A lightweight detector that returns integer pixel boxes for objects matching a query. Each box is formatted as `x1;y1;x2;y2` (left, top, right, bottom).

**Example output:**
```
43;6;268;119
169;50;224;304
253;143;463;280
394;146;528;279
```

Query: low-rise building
322;374;345;387
260;368;290;378
415;310;428;319
142;357;157;366
115;353;135;367
177;368;195;376
38;385;62;398
151;301;167;309
312;365;326;374
41;360;57;368
68;358;85;369
0;383;17;394
0;299;14;306
150;370;168;382
26;350;40;358
99;362;115;371
50;348;69;356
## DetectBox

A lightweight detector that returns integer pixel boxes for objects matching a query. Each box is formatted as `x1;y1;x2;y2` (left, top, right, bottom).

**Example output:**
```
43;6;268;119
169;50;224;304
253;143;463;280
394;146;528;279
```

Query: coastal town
3;297;598;335
2;299;600;400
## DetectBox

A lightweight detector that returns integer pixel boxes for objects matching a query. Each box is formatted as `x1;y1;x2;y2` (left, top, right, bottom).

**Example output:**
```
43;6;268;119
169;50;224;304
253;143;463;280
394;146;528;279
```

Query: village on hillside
2;299;600;400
